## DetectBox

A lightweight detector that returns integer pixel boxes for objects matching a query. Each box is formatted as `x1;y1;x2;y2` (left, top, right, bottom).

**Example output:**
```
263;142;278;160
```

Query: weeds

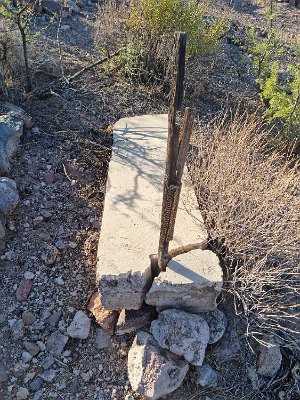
190;111;300;348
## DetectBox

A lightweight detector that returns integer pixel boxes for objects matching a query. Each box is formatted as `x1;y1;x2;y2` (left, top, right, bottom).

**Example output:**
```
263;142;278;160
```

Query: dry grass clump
0;21;25;97
93;0;129;57
190;112;300;347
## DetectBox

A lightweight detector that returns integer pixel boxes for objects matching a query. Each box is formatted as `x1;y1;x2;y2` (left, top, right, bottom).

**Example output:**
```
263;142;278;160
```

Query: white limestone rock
150;309;210;366
128;331;189;400
67;311;91;339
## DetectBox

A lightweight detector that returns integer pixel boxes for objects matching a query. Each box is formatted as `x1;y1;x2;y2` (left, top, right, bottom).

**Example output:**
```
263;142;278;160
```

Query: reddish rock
115;304;156;336
23;341;40;356
16;279;33;301
22;311;36;325
87;292;119;335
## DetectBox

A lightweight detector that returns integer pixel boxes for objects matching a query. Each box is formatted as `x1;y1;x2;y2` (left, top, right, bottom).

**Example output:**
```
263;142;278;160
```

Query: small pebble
22;351;33;363
16;387;29;399
24;271;35;280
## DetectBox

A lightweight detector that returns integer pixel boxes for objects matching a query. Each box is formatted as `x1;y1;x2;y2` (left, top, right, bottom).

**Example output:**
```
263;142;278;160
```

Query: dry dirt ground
0;1;299;400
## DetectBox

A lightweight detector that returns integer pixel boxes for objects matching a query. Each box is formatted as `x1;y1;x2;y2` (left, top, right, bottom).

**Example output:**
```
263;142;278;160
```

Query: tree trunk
18;21;32;93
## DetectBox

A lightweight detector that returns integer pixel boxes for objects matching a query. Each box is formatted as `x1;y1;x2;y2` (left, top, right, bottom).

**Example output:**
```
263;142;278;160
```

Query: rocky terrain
0;1;299;400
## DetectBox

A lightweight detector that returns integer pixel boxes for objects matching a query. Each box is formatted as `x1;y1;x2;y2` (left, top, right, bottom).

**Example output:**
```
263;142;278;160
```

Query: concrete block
97;114;207;310
146;249;223;313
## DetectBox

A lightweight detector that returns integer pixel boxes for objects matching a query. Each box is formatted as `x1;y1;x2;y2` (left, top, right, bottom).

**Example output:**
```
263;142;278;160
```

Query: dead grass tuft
190;111;300;348
0;21;25;97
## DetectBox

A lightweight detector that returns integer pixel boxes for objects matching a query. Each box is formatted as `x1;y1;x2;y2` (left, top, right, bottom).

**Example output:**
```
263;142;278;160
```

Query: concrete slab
96;114;207;310
146;249;223;313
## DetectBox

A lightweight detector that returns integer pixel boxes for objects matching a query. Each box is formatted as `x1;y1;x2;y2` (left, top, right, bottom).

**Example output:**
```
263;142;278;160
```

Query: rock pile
0;102;31;253
125;305;227;399
92;248;227;399
0;102;32;174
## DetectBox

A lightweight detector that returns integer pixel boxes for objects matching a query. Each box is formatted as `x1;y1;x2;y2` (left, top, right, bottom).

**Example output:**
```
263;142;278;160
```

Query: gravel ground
0;1;299;399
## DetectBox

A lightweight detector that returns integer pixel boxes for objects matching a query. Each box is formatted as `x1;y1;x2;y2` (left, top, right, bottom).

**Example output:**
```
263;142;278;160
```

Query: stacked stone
126;249;227;400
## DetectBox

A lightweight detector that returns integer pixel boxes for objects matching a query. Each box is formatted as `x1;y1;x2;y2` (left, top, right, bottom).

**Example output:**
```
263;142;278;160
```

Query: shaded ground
0;1;299;399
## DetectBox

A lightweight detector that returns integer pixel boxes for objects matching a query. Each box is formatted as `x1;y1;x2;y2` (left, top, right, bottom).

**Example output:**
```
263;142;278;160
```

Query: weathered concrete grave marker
96;32;222;313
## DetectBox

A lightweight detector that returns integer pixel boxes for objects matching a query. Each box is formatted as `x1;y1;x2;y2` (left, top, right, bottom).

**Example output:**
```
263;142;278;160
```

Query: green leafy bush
247;2;300;146
122;0;227;83
260;62;300;140
130;0;226;56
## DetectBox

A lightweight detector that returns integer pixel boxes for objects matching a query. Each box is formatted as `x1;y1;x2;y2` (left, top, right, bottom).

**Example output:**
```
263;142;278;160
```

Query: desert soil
0;1;299;400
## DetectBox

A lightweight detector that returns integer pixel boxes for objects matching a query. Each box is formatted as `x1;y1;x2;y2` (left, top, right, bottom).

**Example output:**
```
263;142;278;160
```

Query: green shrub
123;0;227;83
130;0;226;56
247;2;300;146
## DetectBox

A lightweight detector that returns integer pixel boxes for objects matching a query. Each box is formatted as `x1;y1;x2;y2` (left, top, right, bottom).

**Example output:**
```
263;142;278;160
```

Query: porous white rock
146;249;223;313
67;311;91;339
150;309;209;366
128;331;189;400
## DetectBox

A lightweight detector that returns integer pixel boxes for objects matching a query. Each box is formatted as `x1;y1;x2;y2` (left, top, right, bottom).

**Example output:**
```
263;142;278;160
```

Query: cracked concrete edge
150;239;208;277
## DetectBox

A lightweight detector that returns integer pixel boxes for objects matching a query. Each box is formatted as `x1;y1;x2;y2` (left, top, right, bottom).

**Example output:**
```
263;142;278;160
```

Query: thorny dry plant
93;0;129;57
190;111;300;348
0;20;25;95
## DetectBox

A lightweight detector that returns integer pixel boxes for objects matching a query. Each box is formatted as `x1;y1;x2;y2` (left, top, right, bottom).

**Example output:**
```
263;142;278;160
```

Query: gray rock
32;391;43;400
0;178;19;213
41;0;61;14
46;331;68;356
41;355;55;370
0;213;5;239
115;304;156;336
94;329;112;349
41;0;80;14
22;351;33;363
257;336;282;377
128;331;189;400
36;341;46;351
12;319;25;340
200;309;227;344
150;309;209;366
210;328;241;363
0;361;8;382
22;311;36;326
60;24;71;31
23;341;40;356
46;310;62;329
29;377;44;392
39;369;56;382
16;387;29;399
0;103;24;173
146;250;223;313
67;311;91;339
196;362;218;388
65;0;80;13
